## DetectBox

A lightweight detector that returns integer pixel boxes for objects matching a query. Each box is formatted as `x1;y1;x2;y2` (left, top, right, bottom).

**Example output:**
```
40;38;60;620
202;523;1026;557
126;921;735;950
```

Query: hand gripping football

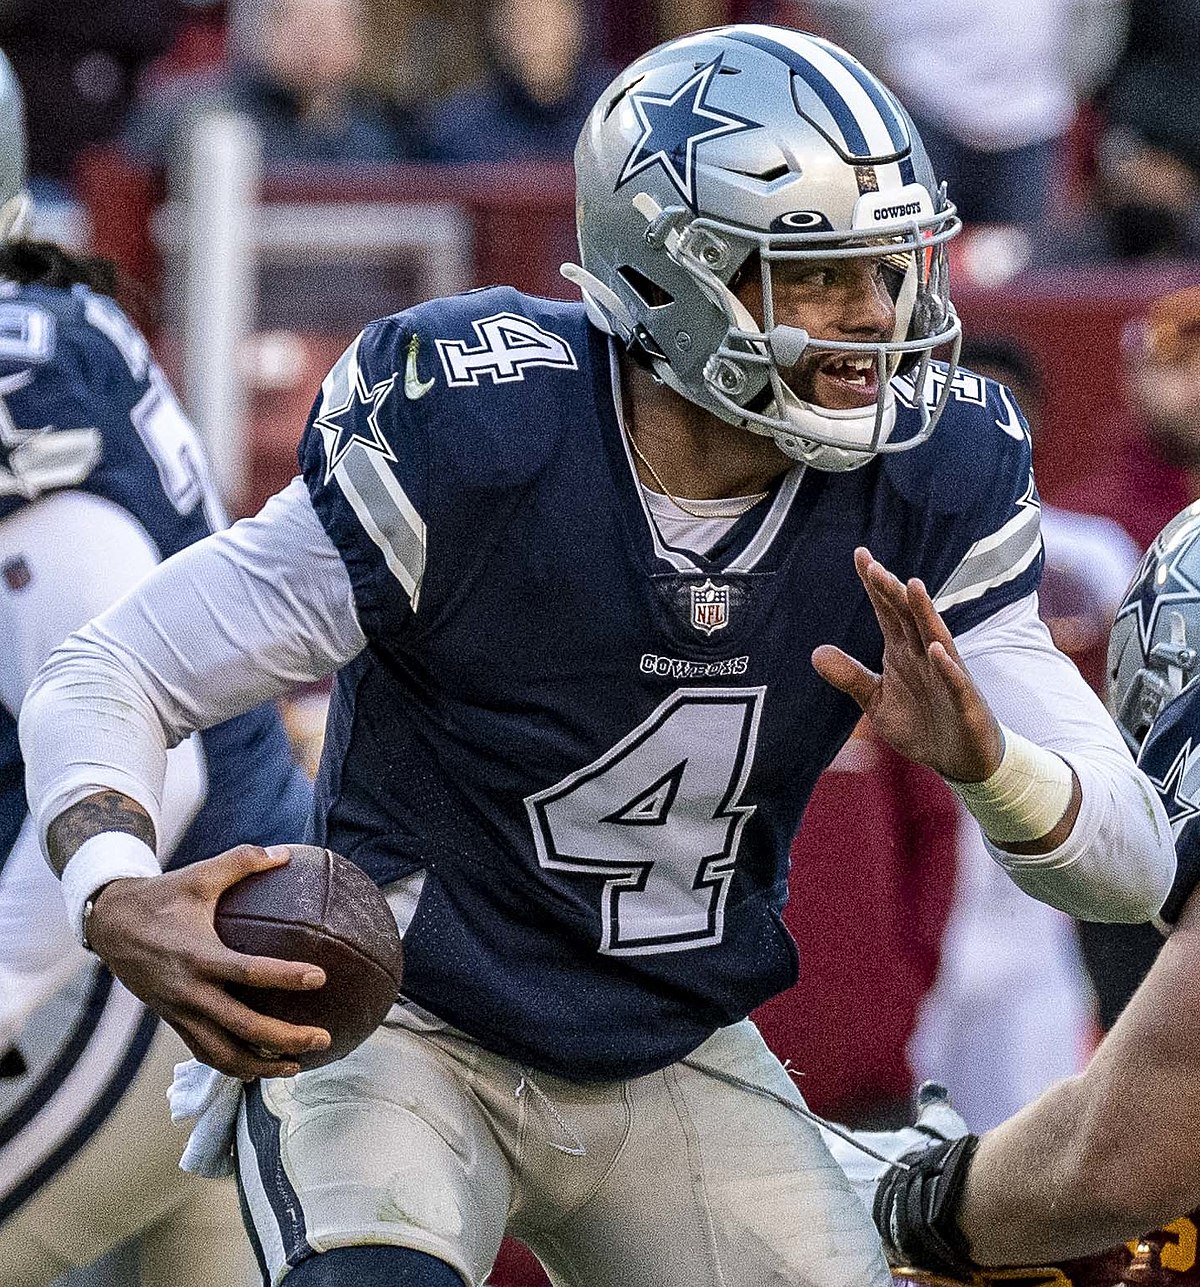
214;845;404;1070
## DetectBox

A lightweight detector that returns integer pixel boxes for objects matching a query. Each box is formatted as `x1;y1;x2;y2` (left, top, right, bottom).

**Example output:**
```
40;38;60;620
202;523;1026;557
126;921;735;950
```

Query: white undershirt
18;478;1175;923
641;485;768;555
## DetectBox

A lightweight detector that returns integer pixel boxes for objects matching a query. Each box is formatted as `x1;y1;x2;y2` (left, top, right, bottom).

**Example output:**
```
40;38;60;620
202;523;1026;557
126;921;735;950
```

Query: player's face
735;254;897;411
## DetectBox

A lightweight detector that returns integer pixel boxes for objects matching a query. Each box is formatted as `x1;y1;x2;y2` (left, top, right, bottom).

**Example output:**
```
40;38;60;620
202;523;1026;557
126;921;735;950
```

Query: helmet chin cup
736;377;901;472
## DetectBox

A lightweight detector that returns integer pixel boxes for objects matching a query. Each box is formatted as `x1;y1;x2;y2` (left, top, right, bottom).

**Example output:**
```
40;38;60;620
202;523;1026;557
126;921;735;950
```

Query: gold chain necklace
628;433;767;520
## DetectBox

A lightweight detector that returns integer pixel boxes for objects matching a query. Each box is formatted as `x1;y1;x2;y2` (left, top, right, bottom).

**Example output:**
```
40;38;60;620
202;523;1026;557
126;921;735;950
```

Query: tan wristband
946;727;1074;845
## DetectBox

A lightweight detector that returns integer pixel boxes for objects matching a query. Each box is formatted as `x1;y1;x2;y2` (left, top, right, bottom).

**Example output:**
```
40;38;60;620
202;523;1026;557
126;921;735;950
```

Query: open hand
813;547;1003;782
87;844;332;1080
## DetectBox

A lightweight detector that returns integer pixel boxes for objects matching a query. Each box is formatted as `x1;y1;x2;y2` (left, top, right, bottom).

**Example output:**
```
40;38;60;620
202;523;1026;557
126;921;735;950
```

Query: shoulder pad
886;365;1032;516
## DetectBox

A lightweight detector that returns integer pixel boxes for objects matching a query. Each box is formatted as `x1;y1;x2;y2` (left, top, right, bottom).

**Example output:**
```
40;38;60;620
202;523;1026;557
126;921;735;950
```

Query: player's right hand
85;844;332;1080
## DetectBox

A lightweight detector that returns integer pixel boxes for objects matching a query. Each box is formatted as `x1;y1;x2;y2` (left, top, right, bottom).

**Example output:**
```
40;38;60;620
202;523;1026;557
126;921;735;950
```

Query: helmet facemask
569;183;962;473
680;200;960;469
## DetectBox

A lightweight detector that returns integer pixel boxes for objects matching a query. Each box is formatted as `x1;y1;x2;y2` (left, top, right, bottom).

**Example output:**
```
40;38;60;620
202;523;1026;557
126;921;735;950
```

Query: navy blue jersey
0;280;311;868
299;287;1042;1081
1139;685;1200;926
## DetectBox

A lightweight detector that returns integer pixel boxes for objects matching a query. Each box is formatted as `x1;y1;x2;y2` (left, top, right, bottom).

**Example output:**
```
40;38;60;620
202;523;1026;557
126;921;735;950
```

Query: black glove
873;1132;980;1280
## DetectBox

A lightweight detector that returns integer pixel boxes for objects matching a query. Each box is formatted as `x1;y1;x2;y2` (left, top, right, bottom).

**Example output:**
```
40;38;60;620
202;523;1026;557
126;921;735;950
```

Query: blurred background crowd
3;2;1199;1284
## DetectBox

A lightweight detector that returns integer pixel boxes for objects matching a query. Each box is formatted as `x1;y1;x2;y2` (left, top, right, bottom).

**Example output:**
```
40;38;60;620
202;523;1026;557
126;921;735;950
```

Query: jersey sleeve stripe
316;332;427;611
933;500;1041;613
934;531;1042;613
334;451;425;609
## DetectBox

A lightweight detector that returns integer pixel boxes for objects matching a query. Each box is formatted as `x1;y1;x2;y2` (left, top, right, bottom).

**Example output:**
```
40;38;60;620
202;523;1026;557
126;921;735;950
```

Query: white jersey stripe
742;25;898;157
340;449;426;607
727;466;806;574
333;460;420;607
236;1099;289;1281
933;492;1042;613
958;498;1041;562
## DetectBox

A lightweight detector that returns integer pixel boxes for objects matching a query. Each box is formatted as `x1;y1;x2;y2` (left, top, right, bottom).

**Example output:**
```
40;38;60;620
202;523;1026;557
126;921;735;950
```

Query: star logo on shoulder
618;59;759;210
1146;736;1200;836
314;365;398;482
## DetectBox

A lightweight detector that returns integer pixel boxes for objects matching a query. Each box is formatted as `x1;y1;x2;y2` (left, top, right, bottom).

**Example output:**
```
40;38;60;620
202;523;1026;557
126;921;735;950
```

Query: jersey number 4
525;688;764;956
435;313;578;387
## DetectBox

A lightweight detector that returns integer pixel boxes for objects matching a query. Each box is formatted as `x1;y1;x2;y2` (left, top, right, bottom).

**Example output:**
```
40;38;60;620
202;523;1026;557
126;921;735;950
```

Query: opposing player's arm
956;882;1200;1264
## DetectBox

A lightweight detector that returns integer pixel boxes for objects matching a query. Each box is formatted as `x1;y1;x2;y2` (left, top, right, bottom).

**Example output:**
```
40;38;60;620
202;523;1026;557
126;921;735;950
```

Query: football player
847;501;1200;1280
18;25;1175;1287
0;52;312;1287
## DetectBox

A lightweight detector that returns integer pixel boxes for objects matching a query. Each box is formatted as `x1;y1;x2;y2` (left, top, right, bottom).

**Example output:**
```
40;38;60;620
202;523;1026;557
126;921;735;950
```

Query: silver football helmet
0;50;29;241
1108;502;1200;752
565;24;962;472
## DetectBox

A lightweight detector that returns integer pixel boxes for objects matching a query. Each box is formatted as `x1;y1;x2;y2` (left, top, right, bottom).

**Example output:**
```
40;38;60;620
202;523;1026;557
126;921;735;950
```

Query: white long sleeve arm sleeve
956;593;1175;922
19;478;366;855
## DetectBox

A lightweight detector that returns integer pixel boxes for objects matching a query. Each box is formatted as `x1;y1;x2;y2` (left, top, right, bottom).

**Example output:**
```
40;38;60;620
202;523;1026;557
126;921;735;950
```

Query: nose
837;262;895;339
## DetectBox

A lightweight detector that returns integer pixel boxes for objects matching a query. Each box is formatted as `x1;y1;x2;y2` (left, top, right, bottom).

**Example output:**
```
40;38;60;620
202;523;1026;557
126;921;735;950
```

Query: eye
783;265;836;289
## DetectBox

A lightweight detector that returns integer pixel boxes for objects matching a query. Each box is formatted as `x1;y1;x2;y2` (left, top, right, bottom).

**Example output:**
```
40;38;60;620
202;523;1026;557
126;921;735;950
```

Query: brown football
214;845;404;1070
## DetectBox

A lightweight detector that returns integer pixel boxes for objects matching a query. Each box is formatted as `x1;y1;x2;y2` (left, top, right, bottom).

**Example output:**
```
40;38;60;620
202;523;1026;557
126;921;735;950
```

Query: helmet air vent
603;76;644;122
618;265;674;308
725;162;790;182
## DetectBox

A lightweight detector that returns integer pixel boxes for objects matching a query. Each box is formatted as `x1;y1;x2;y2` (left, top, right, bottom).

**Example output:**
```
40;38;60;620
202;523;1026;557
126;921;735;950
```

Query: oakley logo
772;210;832;231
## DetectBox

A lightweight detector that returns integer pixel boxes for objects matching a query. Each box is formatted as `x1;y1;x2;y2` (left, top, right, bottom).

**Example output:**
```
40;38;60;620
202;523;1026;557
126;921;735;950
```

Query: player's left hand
812;546;1003;782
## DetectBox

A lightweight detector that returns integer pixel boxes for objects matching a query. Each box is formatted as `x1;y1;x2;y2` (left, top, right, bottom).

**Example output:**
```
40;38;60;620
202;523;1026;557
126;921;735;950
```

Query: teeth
824;356;874;381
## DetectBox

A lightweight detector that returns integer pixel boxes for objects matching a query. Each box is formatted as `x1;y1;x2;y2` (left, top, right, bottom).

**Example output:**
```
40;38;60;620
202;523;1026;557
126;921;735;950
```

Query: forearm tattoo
46;790;157;876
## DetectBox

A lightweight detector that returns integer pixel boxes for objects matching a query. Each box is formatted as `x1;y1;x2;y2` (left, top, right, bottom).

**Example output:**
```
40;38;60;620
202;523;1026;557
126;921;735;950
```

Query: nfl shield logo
690;579;730;635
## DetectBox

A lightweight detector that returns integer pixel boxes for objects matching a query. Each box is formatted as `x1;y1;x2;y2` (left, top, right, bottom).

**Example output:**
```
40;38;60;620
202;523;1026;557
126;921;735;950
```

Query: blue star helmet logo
1121;537;1200;658
314;364;398;482
618;58;760;210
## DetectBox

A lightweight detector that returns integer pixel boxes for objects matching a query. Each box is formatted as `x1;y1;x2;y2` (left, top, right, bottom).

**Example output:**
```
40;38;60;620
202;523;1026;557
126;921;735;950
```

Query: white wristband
946;727;1074;846
61;832;161;947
